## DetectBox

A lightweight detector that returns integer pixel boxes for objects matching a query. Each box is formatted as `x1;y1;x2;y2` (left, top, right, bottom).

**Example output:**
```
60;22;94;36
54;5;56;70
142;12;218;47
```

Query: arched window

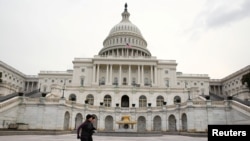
156;96;164;106
86;94;94;105
104;95;112;107
139;95;147;107
69;94;76;101
174;96;181;104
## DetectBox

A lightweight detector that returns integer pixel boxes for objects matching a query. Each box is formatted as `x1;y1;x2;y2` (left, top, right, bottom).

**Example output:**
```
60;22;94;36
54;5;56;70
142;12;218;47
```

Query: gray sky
0;0;250;79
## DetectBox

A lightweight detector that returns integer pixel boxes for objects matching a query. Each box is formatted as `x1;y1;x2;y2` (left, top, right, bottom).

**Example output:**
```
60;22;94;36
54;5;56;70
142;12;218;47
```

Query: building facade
0;61;38;96
0;4;249;132
210;65;250;101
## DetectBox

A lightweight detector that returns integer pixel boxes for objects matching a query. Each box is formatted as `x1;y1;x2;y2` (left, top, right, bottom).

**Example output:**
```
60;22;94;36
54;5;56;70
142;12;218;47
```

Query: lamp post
61;80;66;99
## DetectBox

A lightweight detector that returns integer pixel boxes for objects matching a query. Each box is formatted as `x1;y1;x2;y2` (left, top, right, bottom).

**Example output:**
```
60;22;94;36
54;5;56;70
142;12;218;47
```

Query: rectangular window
81;78;84;86
132;77;136;86
165;80;169;87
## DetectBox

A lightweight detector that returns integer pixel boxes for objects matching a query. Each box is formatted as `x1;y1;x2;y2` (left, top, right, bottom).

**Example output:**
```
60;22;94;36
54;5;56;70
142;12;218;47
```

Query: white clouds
0;0;249;79
192;0;250;30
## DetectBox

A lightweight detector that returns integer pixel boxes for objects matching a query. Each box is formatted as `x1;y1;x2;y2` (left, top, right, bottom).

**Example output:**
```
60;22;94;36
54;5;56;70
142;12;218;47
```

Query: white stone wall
1;97;250;132
0;66;26;95
0;106;19;129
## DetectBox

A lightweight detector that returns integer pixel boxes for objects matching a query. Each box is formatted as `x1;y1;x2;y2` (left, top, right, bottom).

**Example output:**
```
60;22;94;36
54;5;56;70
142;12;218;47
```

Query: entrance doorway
121;95;129;107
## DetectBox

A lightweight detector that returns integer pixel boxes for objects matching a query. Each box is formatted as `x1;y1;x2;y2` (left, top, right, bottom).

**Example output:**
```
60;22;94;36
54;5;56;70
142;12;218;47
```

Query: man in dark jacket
90;115;96;141
77;114;94;141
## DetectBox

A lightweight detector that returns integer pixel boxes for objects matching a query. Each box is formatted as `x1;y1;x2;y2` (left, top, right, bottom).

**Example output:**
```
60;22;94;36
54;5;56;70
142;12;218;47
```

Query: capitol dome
98;3;151;57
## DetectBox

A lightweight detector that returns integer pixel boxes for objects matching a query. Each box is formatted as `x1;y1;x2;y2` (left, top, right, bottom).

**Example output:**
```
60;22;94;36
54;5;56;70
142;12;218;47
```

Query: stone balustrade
232;101;250;116
1;96;249;114
0;97;20;112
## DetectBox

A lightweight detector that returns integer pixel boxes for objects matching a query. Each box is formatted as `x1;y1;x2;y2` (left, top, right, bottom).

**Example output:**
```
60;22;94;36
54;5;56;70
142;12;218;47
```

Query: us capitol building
0;4;249;133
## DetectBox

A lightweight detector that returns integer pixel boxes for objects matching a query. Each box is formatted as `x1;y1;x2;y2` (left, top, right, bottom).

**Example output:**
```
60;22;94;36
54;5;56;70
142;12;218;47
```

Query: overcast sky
0;0;250;79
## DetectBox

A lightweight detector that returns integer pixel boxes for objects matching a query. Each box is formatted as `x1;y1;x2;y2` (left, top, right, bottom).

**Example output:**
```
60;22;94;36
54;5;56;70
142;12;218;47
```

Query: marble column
110;65;113;85
128;65;131;86
151;65;153;85
138;65;140;84
106;65;109;85
119;65;122;85
141;65;144;85
97;64;100;84
154;66;158;85
92;64;96;83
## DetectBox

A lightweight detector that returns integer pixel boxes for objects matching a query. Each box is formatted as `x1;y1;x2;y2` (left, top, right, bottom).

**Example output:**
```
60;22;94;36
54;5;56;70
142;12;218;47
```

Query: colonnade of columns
209;85;222;95
25;81;38;92
92;64;158;86
102;48;150;57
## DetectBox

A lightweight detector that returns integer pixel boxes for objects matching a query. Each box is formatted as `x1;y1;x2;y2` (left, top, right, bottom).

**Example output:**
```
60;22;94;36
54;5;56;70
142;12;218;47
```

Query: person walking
77;114;94;141
90;115;96;141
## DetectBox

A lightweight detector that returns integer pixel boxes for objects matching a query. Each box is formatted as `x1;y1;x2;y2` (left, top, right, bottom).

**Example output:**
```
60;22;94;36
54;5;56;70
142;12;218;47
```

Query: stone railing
166;105;176;108
3;97;248;116
180;102;187;106
74;103;85;107
151;107;162;110
193;101;206;105
0;97;20;112
44;98;60;103
211;101;224;105
65;100;73;105
87;105;100;110
136;107;148;111
232;101;250;116
104;107;116;111
93;55;157;60
25;98;40;103
177;73;209;77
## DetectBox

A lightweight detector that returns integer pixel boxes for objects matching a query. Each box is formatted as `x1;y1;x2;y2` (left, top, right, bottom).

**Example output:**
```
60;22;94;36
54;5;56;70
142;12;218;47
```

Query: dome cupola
98;3;151;57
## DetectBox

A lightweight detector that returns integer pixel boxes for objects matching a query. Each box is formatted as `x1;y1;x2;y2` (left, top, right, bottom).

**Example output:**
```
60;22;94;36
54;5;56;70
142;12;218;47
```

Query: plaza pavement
0;134;207;141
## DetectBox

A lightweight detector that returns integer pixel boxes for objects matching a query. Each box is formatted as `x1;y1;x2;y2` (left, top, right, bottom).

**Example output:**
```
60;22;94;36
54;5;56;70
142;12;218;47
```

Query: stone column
27;82;29;92
151;65;153;85
97;64;100;84
92;64;96;83
154;66;158;85
31;82;34;91
119;65;122;85
137;65;140;85
106;65;109;85
128;65;131;86
141;65;144;85
110;65;113;85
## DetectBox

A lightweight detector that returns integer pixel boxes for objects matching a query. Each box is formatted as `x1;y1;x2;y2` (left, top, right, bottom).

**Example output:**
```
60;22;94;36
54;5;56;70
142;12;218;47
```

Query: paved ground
0;134;207;141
